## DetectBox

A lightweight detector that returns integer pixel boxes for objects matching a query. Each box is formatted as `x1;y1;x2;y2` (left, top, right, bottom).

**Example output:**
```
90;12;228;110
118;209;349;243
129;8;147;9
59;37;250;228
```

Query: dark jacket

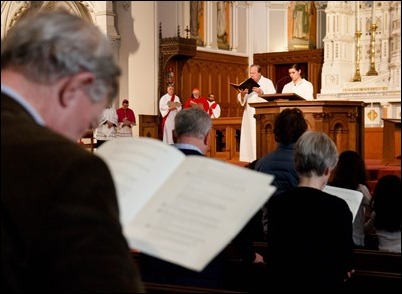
254;143;299;193
1;92;143;292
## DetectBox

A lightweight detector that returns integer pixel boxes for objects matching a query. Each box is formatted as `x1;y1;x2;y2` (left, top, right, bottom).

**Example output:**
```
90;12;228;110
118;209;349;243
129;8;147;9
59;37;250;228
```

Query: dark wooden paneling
181;51;249;117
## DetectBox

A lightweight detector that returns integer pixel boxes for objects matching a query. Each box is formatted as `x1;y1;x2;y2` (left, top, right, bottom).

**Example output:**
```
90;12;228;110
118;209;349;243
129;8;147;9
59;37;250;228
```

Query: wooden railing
207;117;242;162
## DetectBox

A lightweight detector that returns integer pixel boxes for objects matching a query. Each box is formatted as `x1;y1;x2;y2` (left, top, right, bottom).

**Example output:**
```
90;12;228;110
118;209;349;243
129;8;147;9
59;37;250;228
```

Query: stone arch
1;1;96;39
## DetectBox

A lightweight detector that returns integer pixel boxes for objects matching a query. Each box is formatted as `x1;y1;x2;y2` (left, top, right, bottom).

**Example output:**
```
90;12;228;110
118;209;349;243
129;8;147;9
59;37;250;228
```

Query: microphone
275;75;292;92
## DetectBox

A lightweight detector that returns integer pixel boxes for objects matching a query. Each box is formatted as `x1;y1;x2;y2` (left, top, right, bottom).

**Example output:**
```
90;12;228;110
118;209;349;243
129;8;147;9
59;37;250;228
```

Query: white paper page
124;156;276;272
323;185;364;222
96;137;185;226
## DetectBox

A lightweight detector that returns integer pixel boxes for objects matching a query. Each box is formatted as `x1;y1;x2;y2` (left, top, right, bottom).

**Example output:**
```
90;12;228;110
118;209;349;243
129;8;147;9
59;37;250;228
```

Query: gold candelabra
353;31;362;82
366;23;378;76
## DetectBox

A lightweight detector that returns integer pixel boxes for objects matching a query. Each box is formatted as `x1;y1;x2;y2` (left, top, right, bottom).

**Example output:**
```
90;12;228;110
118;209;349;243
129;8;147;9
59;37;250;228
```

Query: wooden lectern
381;118;401;165
249;99;366;158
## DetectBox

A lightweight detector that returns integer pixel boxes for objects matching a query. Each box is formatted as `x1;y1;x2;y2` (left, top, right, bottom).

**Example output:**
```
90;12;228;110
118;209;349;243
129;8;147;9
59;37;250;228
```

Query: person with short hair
207;93;221;118
94;104;118;148
254;107;308;239
116;99;136;137
265;131;355;292
183;88;209;112
237;64;276;163
174;107;213;155
1;11;143;292
159;85;182;144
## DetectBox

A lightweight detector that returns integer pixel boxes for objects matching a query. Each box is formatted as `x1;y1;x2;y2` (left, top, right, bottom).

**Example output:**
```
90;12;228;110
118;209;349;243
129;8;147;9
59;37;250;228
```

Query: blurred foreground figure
1;11;144;292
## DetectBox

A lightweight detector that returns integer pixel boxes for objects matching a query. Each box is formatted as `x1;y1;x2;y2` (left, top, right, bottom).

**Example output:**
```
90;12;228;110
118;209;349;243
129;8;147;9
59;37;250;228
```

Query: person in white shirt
282;63;314;100
95;105;118;148
207;93;221;118
159;85;182;144
237;64;276;163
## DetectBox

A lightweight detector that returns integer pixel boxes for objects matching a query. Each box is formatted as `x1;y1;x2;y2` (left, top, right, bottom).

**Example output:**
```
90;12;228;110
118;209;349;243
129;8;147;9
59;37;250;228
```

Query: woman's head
372;175;401;232
288;63;303;82
329;150;368;190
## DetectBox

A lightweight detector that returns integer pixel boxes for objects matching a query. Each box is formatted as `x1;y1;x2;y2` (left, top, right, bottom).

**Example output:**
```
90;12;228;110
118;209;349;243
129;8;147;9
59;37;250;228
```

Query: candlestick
353;31;362;82
366;24;378;76
372;1;375;25
356;1;360;32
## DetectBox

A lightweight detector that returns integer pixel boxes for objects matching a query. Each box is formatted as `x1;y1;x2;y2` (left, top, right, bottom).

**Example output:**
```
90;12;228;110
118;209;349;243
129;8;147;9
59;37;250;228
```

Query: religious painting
165;63;176;88
287;1;317;50
190;1;205;46
217;1;230;50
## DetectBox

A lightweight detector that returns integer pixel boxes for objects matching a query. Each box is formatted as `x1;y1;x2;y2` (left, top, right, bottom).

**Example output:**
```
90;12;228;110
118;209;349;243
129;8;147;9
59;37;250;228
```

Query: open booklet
97;137;276;272
230;77;260;94
323;185;364;222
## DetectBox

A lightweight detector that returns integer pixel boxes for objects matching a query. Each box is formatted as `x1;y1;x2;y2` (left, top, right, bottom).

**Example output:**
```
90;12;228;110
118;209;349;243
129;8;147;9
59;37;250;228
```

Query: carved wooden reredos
158;24;249;118
158;23;197;101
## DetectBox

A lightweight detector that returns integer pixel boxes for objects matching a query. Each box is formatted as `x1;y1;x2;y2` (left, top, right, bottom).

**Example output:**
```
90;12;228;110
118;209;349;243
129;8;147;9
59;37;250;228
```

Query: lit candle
356;1;360;31
372;1;375;25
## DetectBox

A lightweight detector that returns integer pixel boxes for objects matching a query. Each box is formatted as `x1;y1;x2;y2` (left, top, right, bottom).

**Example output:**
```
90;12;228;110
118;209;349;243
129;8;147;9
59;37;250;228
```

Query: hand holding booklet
97;137;276;272
230;77;260;94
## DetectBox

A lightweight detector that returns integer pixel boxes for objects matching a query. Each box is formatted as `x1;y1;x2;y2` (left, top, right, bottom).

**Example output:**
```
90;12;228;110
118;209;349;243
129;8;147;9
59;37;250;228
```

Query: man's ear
58;72;94;107
324;166;332;177
204;130;211;146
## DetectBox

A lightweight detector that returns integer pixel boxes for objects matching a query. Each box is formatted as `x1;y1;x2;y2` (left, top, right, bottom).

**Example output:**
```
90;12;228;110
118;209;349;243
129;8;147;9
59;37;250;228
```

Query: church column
315;2;327;49
231;1;238;52
246;1;253;64
205;1;213;48
379;1;390;72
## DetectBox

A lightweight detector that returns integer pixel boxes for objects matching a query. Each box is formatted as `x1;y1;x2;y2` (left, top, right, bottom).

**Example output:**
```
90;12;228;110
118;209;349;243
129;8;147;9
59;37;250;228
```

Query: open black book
259;93;305;101
230;78;260;93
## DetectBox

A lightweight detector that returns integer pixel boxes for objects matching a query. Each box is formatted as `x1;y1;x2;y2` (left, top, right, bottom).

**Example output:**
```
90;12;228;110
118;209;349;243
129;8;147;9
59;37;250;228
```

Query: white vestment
208;101;221;118
159;94;182;144
282;78;314;100
237;76;276;163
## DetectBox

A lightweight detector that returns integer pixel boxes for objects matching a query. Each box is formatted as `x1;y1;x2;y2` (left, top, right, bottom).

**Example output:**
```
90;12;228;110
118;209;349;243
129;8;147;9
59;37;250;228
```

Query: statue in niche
217;1;229;50
190;1;204;46
291;1;313;40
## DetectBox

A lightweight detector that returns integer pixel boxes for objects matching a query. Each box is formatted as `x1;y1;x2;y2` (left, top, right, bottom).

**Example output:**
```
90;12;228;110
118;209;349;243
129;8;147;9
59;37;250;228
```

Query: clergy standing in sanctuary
237;64;276;163
159;85;182;144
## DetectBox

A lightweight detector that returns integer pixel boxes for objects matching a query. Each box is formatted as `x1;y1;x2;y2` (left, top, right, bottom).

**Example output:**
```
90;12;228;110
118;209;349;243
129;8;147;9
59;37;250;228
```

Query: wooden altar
250;100;366;159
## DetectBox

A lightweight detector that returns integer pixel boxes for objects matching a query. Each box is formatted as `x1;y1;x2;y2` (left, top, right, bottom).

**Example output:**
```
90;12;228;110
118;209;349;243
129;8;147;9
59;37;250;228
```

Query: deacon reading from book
232;64;276;163
230;77;260;94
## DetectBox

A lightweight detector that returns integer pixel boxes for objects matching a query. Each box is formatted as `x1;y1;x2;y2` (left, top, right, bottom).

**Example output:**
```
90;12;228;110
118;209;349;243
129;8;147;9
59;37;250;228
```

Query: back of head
274;108;308;145
1;10;121;103
329;150;368;190
373;175;401;231
174;107;212;140
294;131;338;177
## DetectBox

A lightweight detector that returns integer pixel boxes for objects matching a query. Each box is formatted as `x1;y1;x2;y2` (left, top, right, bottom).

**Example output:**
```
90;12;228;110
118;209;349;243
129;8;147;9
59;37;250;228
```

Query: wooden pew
143;282;244;293
347;248;401;292
227;242;401;292
133;243;401;292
